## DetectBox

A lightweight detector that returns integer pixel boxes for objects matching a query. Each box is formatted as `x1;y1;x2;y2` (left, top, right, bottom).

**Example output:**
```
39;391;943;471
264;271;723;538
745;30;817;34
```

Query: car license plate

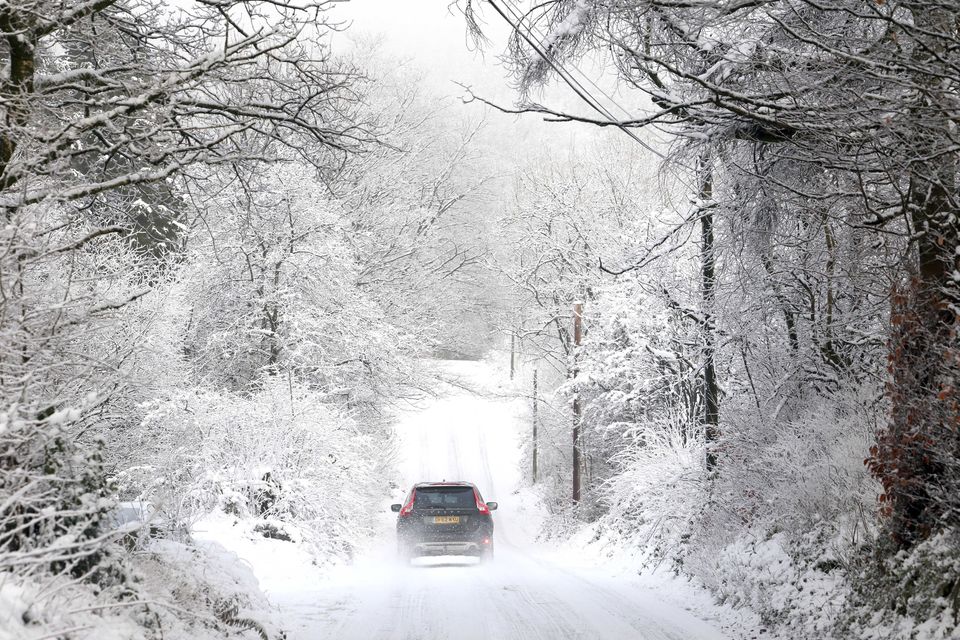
433;516;460;525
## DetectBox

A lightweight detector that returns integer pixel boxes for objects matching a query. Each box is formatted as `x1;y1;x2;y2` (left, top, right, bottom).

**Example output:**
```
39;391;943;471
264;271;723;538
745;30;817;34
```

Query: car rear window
414;487;476;509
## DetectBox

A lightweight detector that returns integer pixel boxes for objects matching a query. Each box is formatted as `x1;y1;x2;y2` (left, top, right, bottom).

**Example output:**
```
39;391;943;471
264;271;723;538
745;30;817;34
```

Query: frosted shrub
711;387;879;540
597;417;706;566
134;380;387;562
683;388;880;633
0;538;281;640
0;409;120;581
843;530;960;640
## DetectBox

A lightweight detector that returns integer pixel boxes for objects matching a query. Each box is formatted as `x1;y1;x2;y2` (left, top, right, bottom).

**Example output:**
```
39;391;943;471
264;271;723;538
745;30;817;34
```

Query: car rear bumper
413;541;482;555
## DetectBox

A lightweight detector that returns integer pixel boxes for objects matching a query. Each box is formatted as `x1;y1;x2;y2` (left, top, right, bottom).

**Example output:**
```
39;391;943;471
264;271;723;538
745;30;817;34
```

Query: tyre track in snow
472;425;577;640
449;431;463;481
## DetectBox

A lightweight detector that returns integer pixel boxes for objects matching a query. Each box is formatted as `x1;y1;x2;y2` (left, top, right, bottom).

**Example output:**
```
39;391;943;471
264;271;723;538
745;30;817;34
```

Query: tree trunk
572;301;583;503
699;152;720;471
532;368;539;483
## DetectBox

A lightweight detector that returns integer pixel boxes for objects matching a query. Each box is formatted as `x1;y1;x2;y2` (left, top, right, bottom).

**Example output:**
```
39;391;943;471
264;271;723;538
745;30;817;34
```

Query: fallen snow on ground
0;536;280;640
199;355;754;639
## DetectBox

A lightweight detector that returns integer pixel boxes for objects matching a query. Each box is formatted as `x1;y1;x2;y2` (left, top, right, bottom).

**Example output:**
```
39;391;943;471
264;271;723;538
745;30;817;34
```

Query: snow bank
192;508;326;599
0;537;279;640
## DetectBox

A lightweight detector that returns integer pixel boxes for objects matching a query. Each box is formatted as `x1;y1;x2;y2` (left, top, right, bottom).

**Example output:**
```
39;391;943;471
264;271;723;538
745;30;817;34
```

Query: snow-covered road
246;359;733;640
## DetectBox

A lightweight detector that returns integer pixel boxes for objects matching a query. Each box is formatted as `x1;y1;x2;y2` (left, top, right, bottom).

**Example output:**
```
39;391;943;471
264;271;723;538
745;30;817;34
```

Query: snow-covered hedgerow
665;380;888;637
589;419;706;567
121;379;390;564
0;538;279;640
532;382;889;637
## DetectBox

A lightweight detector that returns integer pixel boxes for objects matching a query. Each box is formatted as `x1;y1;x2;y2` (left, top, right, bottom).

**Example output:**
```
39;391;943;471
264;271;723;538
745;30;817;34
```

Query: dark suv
391;482;497;562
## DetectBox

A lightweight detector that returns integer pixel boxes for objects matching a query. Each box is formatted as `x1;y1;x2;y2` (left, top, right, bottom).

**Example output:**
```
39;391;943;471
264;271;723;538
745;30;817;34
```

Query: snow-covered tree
464;0;958;546
0;0;365;613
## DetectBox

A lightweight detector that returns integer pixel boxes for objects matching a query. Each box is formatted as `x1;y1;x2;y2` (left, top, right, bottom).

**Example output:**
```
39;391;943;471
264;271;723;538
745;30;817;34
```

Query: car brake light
482;537;491;545
399;489;416;517
473;488;490;515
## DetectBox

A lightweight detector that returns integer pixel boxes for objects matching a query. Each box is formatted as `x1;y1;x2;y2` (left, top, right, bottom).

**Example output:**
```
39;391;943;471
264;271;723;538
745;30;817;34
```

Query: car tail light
473;488;490;515
482;537;491;545
399;490;416;517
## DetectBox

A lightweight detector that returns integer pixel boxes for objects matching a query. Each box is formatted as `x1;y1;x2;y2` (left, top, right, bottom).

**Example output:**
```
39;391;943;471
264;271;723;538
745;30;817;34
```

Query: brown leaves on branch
867;280;960;546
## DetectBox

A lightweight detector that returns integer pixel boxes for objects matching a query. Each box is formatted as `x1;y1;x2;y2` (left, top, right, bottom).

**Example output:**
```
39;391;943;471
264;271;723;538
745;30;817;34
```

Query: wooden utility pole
532;368;539;483
572;301;583;503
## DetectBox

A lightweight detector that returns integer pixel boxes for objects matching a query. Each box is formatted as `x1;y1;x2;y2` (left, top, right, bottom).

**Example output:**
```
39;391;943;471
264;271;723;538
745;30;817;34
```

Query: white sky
327;0;623;166
332;1;515;100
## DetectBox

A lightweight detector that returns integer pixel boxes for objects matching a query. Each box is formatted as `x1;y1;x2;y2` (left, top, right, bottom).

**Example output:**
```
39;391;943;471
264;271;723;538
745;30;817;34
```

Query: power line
500;0;637;124
488;0;676;164
482;0;704;275
486;1;615;120
495;0;650;143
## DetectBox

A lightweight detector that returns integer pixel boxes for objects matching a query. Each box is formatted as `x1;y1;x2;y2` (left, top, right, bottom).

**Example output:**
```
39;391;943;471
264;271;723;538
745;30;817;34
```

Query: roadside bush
1;410;119;581
841;530;960;640
592;417;705;568
131;380;389;562
0;537;280;640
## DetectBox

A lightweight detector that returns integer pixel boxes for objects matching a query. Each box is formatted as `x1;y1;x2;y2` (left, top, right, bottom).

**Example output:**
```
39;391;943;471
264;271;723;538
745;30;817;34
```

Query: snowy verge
530;511;768;640
191;509;328;601
0;537;280;640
